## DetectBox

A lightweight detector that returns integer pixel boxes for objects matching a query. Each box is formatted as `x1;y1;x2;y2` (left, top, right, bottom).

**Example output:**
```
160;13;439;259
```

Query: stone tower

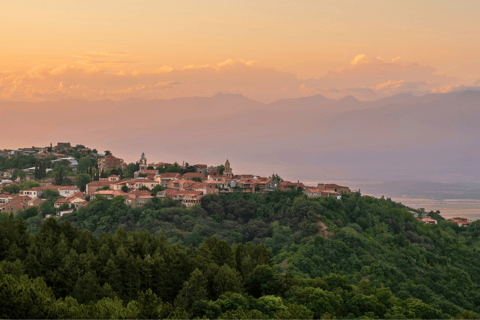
224;159;233;178
139;152;147;171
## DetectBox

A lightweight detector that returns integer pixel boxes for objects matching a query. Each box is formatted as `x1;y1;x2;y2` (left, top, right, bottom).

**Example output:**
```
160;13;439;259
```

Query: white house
58;186;80;197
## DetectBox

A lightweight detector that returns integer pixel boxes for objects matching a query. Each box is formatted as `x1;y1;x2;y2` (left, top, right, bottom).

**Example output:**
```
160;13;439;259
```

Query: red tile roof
182;172;207;179
160;172;182;178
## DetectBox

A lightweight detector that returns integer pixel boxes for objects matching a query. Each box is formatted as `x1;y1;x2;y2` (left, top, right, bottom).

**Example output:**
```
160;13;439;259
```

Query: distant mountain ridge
1;90;479;183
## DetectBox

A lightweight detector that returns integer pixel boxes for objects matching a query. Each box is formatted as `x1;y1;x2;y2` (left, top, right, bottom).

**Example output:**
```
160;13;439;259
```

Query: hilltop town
0;142;469;226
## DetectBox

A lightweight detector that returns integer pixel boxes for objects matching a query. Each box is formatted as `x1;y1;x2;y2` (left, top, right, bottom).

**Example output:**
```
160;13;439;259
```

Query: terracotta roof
67;192;87;199
168;190;203;196
55;198;71;204
160;172;181;178
235;174;254;179
140;170;158;174
92;190;128;197
137;195;154;199
58;186;80;190
182;172;207;179
87;181;113;187
128;190;152;196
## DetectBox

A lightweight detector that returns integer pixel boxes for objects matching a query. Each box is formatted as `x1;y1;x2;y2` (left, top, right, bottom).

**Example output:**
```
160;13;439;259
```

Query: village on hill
0;142;470;226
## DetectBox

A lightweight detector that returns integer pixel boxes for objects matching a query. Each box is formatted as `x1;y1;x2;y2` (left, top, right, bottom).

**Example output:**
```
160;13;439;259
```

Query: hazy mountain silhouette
1;91;479;183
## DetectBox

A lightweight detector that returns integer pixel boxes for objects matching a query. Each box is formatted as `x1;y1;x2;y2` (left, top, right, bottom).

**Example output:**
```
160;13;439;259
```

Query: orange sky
1;0;480;102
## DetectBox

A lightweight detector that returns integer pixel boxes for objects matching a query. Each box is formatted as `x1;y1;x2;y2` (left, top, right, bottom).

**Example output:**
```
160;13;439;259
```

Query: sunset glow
2;0;480;102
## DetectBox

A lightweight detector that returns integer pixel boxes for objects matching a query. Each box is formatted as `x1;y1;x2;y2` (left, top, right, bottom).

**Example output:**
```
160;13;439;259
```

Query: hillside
1;191;480;318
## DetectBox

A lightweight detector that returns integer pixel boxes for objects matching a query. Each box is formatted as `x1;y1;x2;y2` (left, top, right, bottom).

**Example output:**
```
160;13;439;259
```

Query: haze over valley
2;90;480;185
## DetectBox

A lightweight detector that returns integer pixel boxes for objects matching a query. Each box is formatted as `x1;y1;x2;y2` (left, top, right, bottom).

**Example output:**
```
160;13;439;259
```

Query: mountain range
1;90;479;184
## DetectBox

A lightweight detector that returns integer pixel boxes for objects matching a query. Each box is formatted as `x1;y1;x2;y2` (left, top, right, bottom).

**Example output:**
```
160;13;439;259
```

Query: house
182;172;207;181
56;142;72;151
97;154;127;173
278;181;305;191
86;180;114;195
90;190;129;200
303;187;330;198
135;169;158;179
206;180;228;190
68;191;87;200
157;189;203;207
0;201;27;214
126;178;159;191
156;172;182;187
317;183;351;194
207;169;220;178
39;178;55;186
417;218;437;225
108;174;120;182
0;195;31;214
447;217;469;227
169;179;195;190
235;174;255;180
54;198;71;209
193;164;208;175
54;194;87;209
0;193;14;204
110;181;128;191
20;188;43;198
237;179;257;193
153;162;170;169
3;169;15;178
169;180;219;195
58;186;80;197
27;198;45;207
125;190;153;208
20;186;61;198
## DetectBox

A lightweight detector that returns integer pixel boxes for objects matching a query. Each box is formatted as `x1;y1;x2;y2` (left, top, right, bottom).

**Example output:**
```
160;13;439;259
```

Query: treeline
3;191;480;318
0;216;455;319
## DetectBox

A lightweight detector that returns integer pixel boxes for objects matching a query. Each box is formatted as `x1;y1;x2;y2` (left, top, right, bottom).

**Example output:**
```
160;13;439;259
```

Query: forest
1;191;480;319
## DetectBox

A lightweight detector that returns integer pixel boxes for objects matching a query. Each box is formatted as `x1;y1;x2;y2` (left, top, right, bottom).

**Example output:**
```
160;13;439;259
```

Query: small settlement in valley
0;142;471;226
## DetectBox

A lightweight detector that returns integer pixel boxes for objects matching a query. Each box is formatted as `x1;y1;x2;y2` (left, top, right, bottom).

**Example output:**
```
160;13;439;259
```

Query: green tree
121;185;129;193
40;201;55;216
2;184;21;194
271;173;283;183
174;268;209;311
151;185;165;195
104;150;111;156
212;265;244;299
75;173;91;193
77;157;93;173
192;177;203;182
72;271;101;304
41;189;60;201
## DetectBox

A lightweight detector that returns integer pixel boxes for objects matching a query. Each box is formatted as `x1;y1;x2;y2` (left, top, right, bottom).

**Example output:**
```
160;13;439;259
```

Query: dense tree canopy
1;190;480;318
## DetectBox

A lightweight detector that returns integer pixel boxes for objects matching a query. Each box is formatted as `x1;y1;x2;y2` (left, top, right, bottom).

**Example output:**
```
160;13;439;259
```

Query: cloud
0;54;467;102
85;51;129;57
351;54;370;65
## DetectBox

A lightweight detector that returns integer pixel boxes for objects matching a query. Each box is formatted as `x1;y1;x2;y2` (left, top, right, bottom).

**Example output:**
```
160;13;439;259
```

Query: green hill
1;191;479;318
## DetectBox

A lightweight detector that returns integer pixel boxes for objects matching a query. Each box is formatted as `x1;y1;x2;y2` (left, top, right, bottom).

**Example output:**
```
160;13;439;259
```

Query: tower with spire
224;159;233;178
139;152;147;171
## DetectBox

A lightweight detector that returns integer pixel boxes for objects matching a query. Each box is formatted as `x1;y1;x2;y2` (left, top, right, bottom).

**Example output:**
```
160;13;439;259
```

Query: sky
1;0;480;102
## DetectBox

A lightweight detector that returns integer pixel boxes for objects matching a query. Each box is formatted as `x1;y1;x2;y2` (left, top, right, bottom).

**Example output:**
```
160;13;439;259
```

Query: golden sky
1;0;480;102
